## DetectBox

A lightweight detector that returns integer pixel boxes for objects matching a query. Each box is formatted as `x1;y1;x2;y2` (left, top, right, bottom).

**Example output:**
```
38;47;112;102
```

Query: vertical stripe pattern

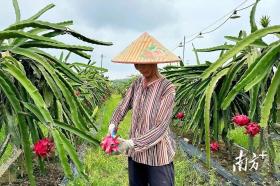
110;75;176;166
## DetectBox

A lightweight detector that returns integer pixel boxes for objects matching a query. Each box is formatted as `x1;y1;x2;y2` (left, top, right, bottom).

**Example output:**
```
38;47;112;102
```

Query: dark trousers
128;157;174;186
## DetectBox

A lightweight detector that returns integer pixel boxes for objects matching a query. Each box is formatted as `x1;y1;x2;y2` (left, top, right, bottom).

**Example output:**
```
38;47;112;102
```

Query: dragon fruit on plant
176;112;185;120
232;114;250;126
210;141;219;152
33;138;55;158
244;122;261;137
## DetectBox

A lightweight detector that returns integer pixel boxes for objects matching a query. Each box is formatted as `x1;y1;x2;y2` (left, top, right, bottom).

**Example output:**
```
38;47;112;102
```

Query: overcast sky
1;0;279;79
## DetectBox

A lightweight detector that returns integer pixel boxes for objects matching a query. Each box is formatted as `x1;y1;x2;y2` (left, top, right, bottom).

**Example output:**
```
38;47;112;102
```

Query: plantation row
0;0;112;185
162;0;280;175
0;0;280;185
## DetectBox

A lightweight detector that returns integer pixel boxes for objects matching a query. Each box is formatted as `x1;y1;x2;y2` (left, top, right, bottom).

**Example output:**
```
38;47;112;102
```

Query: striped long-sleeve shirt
110;75;176;166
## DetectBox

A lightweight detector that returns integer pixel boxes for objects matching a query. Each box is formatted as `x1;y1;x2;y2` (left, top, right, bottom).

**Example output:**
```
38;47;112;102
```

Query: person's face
134;64;156;77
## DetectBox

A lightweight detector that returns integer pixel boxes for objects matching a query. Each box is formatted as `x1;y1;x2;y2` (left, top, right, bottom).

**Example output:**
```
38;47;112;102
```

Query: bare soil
0;157;64;186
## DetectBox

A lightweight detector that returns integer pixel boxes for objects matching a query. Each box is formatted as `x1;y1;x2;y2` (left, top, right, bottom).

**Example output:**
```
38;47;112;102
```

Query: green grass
68;94;209;186
228;127;260;149
67;95;131;186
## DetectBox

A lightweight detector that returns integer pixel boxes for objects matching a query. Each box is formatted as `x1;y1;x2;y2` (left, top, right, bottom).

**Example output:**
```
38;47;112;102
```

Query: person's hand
108;123;117;137
118;138;134;154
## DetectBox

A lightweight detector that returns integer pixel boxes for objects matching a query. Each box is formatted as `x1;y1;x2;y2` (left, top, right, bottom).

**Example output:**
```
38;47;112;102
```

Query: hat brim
112;32;181;64
111;60;181;64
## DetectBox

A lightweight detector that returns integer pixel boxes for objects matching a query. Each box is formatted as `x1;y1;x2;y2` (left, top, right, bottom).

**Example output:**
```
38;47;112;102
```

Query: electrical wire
181;0;256;45
185;0;250;38
202;15;231;35
236;2;256;11
172;45;180;51
185;36;200;45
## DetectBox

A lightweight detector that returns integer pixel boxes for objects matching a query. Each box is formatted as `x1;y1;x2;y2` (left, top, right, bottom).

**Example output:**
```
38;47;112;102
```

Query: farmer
108;32;180;186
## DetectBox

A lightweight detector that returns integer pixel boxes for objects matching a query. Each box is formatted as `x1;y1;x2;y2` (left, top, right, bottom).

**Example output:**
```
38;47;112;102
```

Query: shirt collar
141;75;165;88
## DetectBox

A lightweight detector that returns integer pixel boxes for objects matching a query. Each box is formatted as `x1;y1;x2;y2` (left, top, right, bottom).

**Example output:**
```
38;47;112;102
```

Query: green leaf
91;106;99;119
0;134;11;160
68;50;92;59
35;63;63;100
218;60;244;102
64;51;71;63
204;68;229;168
56;72;93;131
22;102;46;124
31;48;82;84
0;71;35;186
70;62;108;72
10;48;87;131
58;131;87;178
213;93;219;140
2;58;53;123
4;56;26;74
52;130;73;179
27;4;55;21
260;67;280;127
0;30;59;43
6;20;113;45
54;120;100;145
195;44;233;52
192;43;200;65
250;0;260;33
11;20;73;46
246;50;261;119
221;42;280;109
203;24;280;78
12;0;20;23
224;36;267;48
20;41;93;51
186;95;205;132
249;83;260;120
244;61;276;92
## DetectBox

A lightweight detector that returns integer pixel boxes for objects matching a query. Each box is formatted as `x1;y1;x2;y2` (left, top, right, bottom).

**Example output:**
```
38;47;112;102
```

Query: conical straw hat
112;32;181;64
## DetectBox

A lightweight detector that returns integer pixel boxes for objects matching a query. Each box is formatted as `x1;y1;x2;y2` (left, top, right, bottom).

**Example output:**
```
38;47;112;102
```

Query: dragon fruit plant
0;0;112;185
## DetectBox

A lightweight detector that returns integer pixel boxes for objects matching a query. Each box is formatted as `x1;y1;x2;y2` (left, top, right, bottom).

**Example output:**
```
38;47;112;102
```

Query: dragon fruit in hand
100;135;120;154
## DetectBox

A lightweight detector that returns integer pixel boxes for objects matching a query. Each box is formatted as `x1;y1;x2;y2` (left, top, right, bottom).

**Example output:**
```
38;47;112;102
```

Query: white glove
118;138;134;154
108;123;117;137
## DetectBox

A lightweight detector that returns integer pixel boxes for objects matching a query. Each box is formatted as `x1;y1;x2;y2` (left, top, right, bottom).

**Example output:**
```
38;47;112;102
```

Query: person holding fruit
107;32;181;186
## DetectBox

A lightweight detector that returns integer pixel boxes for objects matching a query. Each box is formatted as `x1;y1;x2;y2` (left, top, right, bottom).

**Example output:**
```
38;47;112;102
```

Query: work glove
108;123;117;137
118;138;134;154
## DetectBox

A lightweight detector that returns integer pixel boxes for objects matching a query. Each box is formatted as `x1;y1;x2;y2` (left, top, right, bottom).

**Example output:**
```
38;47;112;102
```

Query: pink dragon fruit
210;141;219;152
176;112;185;120
232;114;250;126
244;122;261;137
100;135;120;154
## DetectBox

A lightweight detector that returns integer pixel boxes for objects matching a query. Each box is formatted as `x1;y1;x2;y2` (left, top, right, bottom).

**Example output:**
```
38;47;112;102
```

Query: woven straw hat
112;32;181;64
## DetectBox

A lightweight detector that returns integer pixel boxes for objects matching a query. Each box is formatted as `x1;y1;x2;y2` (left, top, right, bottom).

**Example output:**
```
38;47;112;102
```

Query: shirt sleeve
131;84;176;152
109;78;138;128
